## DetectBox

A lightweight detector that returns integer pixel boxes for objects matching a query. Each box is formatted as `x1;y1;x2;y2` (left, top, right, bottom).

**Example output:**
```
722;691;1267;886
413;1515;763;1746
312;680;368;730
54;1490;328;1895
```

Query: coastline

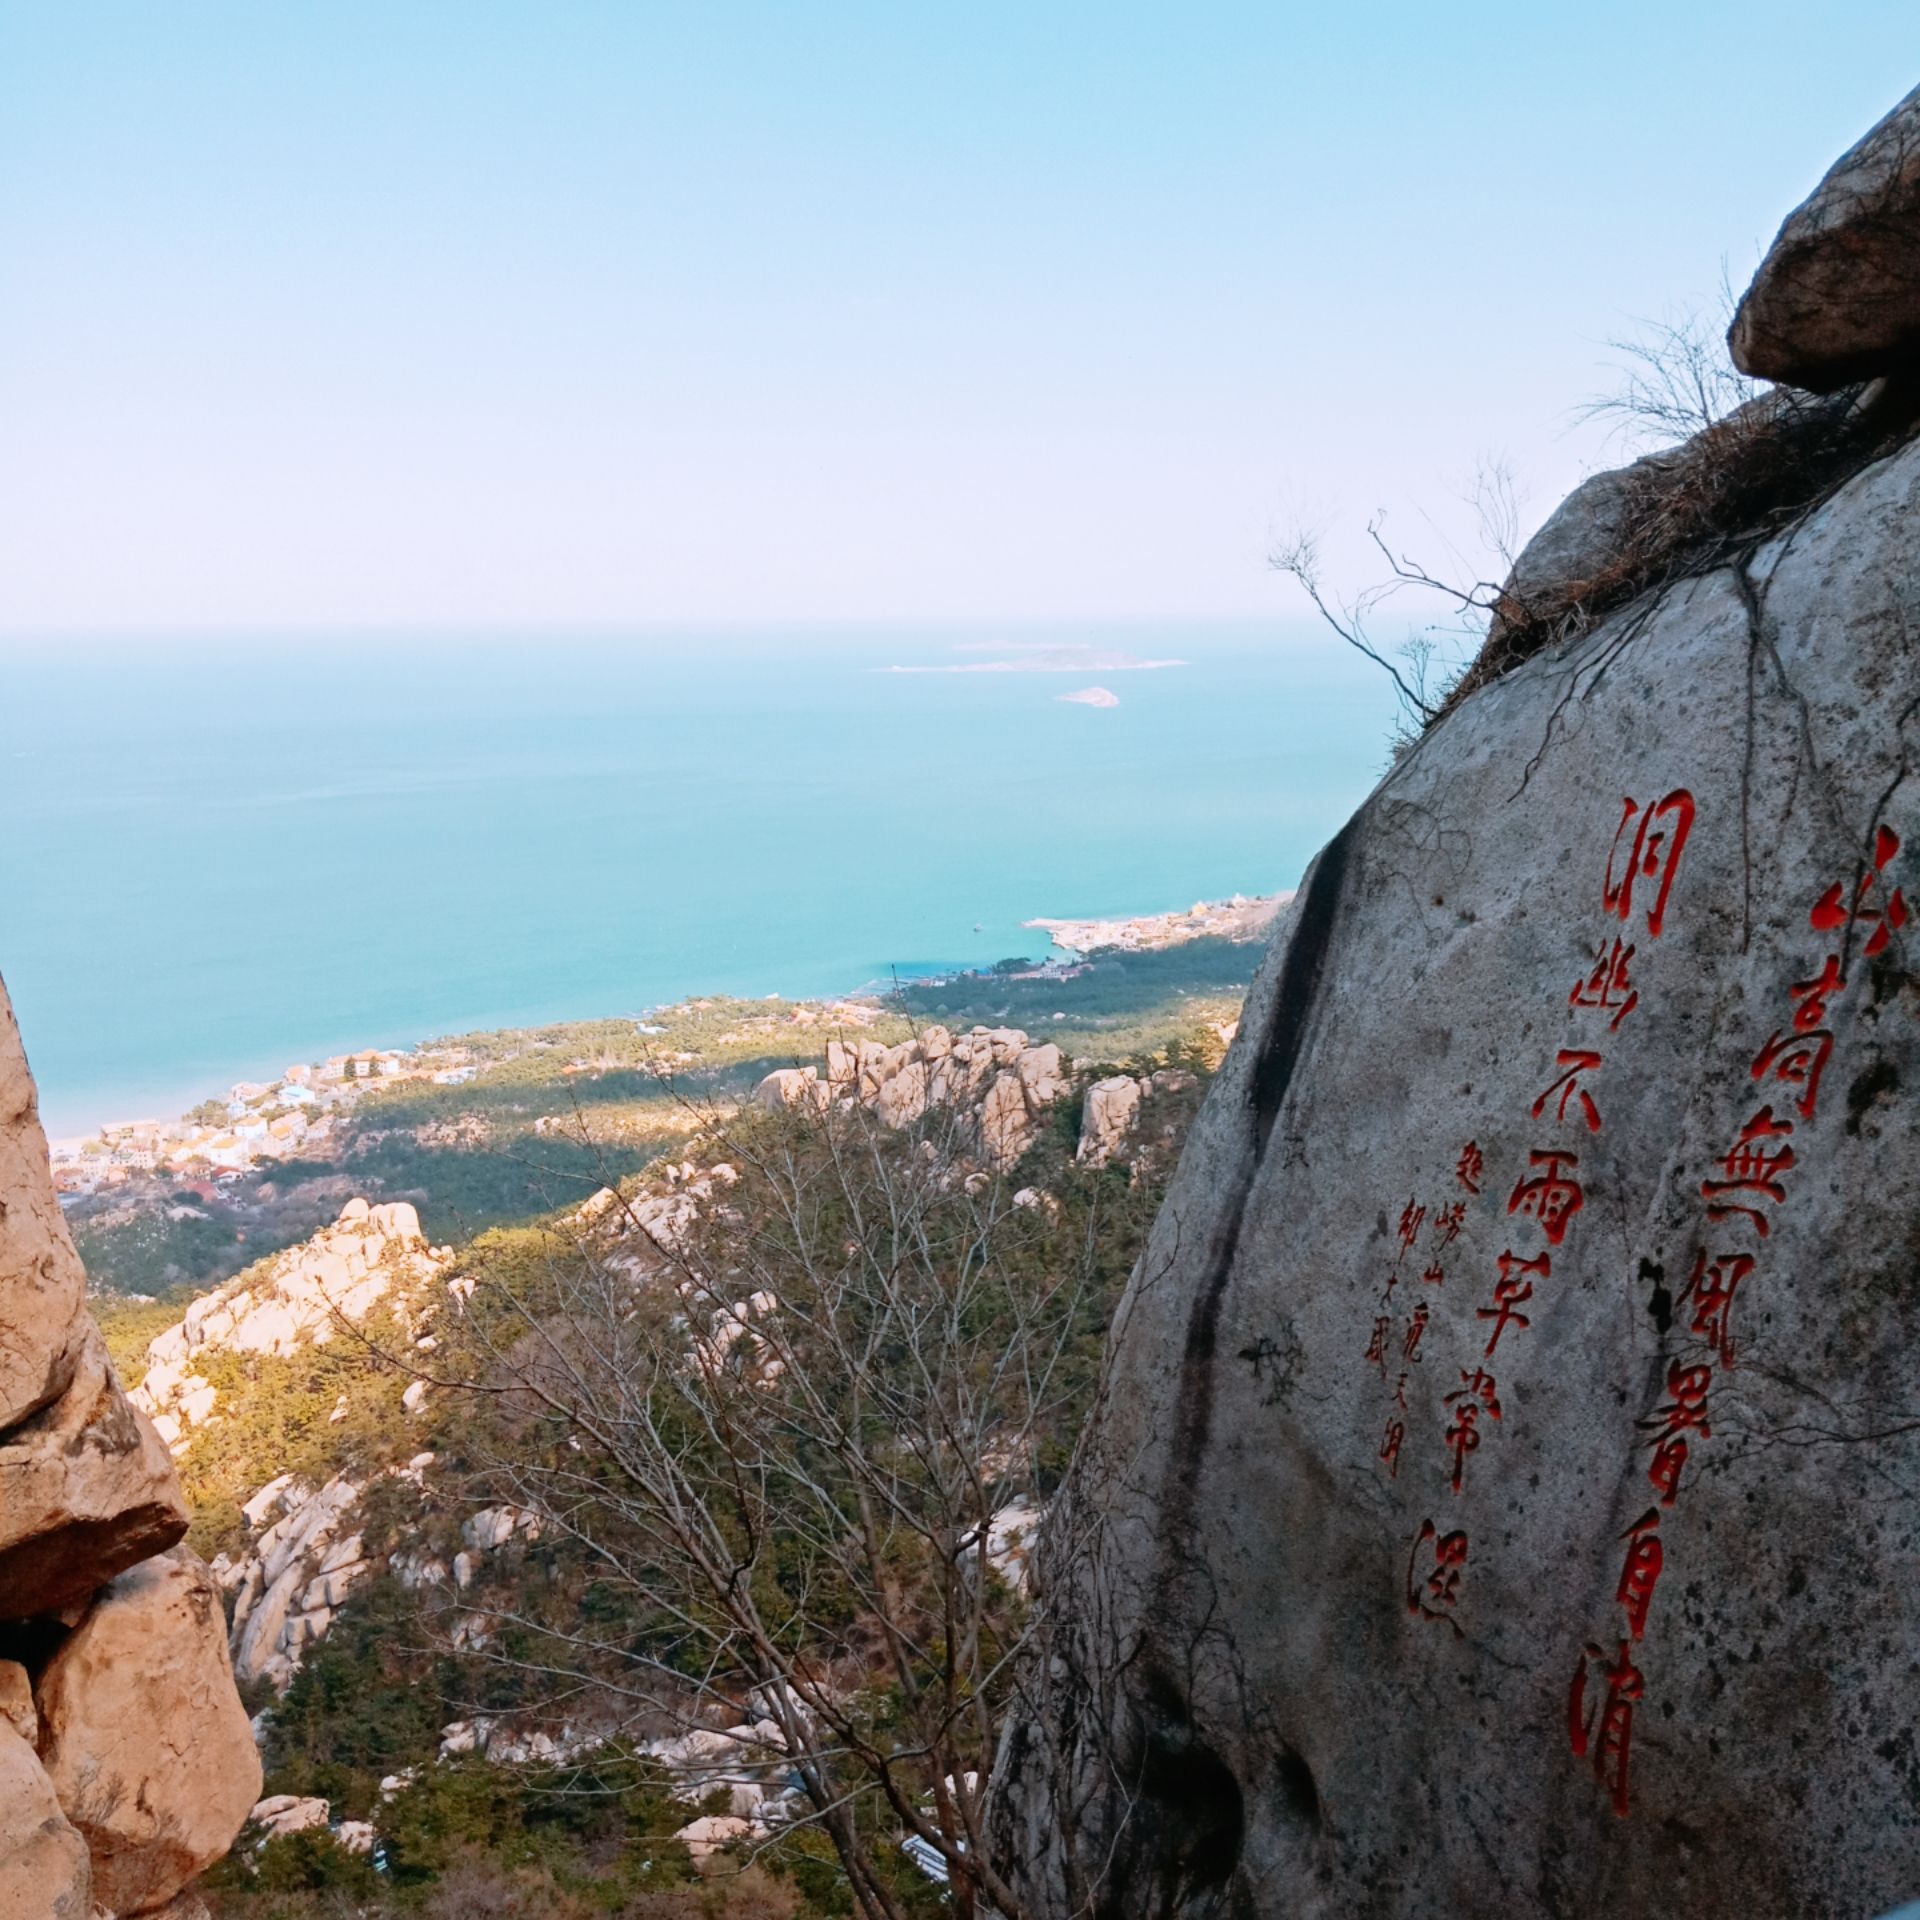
46;888;1286;1162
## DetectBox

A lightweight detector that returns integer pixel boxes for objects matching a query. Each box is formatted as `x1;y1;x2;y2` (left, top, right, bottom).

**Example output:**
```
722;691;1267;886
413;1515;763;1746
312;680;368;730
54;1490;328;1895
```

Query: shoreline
45;887;1288;1158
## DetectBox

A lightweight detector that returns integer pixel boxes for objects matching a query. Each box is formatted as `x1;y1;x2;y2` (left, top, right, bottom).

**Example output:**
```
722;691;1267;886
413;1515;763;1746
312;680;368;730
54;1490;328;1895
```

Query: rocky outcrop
0;989;86;1432
216;1452;437;1693
0;1320;188;1617
1076;1076;1143;1167
38;1548;261;1915
0;1720;90;1918
1472;384;1882;689
0;976;256;1916
1731;81;1920;390
131;1197;447;1450
994;259;1920;1920
754;1025;1069;1171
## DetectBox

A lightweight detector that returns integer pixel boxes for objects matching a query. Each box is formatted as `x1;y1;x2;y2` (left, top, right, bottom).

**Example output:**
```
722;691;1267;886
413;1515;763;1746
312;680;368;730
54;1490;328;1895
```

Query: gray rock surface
992;422;1920;1914
1732;81;1920;390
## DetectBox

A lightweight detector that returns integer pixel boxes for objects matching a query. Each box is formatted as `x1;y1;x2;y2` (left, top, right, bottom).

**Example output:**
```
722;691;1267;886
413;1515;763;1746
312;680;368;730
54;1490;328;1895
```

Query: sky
2;3;1918;633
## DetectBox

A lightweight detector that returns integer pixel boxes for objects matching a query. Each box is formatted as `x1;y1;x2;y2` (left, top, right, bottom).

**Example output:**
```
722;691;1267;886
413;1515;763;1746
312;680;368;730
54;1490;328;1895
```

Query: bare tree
1271;295;1782;745
1580;290;1762;452
417;1085;1121;1920
1270;455;1522;744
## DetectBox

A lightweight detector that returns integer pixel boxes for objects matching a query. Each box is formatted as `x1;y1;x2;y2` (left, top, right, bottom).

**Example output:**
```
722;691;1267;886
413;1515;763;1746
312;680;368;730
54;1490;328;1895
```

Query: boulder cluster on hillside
0;981;259;1920
755;1023;1071;1169
131;1198;449;1450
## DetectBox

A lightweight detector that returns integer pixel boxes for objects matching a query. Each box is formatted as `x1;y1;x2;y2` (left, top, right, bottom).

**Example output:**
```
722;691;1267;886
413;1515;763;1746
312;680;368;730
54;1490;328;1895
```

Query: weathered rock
873;1057;930;1128
1479;386;1872;665
131;1197;449;1440
137;1894;214;1920
1731;81;1920;390
230;1474;368;1691
0;1720;90;1918
753;1066;827;1111
978;1072;1035;1171
0;978;86;1430
674;1813;751;1862
1076;1076;1144;1167
38;1547;261;1915
246;1794;330;1844
993;426;1920;1912
0;1320;187;1617
0;1658;34;1741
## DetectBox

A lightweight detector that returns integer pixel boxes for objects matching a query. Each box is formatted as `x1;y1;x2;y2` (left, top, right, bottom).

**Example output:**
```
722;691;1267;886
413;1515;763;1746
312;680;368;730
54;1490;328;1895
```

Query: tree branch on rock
1270;460;1520;750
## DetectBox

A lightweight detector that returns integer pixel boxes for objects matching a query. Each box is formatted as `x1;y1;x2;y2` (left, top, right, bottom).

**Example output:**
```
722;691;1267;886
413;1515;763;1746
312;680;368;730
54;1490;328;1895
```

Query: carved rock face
993;430;1920;1915
1731;81;1920;390
37;1547;263;1917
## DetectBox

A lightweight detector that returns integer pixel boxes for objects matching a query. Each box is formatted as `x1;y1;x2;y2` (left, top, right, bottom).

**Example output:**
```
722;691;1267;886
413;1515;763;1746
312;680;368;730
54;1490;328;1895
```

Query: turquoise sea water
0;626;1395;1135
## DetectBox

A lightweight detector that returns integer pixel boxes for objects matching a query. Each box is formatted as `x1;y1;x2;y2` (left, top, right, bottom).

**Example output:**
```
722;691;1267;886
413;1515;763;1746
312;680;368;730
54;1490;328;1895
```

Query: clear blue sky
3;3;1915;631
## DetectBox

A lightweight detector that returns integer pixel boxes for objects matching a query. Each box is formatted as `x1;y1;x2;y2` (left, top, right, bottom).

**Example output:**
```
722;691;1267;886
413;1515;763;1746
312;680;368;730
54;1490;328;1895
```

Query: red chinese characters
1455;1141;1485;1195
1406;1520;1469;1632
1403;1302;1431;1363
1603;790;1695;939
1789;953;1846;1029
1750;1024;1834;1124
1681;1249;1755;1368
1643;1361;1711;1507
1397;1198;1427;1257
1476;1250;1547;1357
1380;1418;1405;1479
1532;1049;1605;1132
1569;1639;1645;1817
1810;824;1908;956
1614;1509;1664;1640
1447;1366;1503;1421
1570;936;1639;1031
1364;1314;1392;1373
1443;1399;1482;1494
1700;1107;1795;1237
1508;1150;1584;1244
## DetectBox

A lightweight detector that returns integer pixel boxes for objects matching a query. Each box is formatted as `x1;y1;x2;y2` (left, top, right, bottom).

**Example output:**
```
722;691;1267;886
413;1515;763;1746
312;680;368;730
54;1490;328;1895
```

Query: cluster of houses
51;1047;467;1195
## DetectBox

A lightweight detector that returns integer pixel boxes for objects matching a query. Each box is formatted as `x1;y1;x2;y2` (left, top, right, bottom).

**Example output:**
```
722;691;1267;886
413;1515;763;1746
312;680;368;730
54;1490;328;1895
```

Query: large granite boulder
991;415;1920;1910
0;983;86;1430
37;1546;262;1915
1731;82;1920;390
1471;386;1876;690
0;1719;90;1918
0;1320;188;1617
0;976;256;1910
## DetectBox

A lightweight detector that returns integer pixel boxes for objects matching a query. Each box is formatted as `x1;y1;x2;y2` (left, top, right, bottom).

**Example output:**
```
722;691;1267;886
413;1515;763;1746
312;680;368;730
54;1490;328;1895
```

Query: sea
0;626;1398;1137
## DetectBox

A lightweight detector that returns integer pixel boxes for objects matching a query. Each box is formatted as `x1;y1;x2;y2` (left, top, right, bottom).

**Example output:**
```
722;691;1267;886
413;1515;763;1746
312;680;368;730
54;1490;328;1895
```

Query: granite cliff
0;979;259;1919
990;85;1920;1918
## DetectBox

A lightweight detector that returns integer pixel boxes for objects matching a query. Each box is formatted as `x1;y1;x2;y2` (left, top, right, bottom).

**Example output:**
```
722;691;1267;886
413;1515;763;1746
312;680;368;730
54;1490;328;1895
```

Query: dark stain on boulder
1846;1057;1899;1134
